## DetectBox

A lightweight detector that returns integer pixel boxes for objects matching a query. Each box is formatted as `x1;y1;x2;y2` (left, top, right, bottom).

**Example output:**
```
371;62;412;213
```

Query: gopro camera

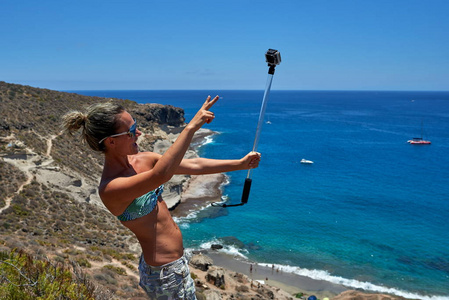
265;49;281;66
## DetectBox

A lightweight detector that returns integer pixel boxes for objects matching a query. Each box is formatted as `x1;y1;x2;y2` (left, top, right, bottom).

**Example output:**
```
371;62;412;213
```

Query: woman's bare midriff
120;197;184;266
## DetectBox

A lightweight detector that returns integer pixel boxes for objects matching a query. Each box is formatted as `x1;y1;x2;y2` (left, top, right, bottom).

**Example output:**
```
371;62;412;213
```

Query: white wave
172;210;199;224
178;222;190;229
257;263;449;300
172;202;213;224
198;239;249;260
222;176;231;187
195;131;219;148
201;135;215;146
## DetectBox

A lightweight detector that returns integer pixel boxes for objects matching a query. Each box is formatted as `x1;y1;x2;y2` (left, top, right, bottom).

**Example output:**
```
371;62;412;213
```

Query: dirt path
0;164;34;214
46;134;58;157
70;245;139;278
0;133;60;214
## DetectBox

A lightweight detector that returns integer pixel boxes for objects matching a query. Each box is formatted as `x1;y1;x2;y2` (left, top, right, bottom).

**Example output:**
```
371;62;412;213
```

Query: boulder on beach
190;254;213;271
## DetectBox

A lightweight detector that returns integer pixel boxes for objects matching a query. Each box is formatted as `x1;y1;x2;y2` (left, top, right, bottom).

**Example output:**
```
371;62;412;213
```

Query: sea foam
197;239;249;260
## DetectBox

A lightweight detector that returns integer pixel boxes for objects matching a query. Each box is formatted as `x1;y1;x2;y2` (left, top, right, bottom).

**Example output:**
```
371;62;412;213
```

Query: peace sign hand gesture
186;95;219;131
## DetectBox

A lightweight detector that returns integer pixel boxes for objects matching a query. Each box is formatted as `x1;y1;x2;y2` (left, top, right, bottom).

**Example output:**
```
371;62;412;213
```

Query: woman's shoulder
132;151;161;160
129;151;161;168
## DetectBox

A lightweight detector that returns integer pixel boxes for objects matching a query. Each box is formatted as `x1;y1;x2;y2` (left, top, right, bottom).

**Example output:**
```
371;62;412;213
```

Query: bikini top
117;185;164;222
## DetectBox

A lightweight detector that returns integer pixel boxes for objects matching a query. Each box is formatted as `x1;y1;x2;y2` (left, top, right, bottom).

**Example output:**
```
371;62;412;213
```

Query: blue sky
1;0;448;91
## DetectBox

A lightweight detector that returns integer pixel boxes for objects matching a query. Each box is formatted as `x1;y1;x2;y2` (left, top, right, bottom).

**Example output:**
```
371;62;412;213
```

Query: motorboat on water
300;158;314;164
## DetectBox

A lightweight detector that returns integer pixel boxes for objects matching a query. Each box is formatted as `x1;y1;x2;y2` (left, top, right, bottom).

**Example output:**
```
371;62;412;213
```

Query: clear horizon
1;0;448;92
4;80;449;93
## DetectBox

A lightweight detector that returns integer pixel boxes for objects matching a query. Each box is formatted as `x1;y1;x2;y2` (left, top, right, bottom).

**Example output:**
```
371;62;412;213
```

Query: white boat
300;159;313;164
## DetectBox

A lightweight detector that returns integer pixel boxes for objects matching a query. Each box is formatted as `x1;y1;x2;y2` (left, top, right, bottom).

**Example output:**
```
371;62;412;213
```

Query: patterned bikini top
117;185;164;222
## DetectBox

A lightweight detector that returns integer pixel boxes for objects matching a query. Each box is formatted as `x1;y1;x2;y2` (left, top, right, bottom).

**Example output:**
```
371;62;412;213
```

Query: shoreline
200;250;349;299
170;173;228;218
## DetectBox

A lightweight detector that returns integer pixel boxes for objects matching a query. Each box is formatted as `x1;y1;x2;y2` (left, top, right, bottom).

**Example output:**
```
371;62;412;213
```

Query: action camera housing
265;49;281;66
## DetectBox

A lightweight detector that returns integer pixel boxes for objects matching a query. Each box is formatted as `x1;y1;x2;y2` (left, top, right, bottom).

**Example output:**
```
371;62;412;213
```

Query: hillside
0;81;187;298
0;81;184;180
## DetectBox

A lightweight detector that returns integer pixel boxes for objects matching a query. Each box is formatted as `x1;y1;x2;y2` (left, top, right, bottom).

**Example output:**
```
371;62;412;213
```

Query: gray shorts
138;253;196;299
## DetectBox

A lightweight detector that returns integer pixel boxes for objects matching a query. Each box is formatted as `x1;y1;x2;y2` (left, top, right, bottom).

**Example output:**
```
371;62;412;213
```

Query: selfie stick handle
241;66;276;204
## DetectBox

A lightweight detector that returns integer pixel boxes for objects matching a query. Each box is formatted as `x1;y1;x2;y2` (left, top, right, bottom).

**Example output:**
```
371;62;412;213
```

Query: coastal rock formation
190;253;213;271
206;266;226;288
135;103;185;126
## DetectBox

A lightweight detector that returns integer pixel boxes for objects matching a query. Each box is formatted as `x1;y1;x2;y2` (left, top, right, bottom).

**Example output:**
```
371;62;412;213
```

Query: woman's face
111;111;142;155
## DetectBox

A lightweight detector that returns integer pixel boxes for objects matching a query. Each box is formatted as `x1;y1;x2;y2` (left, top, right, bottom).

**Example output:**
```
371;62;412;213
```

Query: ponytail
62;103;125;152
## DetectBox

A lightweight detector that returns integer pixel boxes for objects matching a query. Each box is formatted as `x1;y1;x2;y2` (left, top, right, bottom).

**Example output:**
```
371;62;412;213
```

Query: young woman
62;96;261;299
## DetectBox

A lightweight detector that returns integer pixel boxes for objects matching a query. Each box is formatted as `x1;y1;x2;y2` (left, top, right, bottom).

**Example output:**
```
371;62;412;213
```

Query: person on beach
62;96;261;299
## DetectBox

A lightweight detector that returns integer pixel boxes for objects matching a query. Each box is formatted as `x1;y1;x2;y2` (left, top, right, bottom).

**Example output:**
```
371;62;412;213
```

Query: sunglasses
99;119;137;144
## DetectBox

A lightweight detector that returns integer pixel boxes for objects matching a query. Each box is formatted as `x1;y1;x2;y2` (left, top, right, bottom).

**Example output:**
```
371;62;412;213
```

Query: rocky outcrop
206;266;226;288
190;254;213;271
133;103;185;126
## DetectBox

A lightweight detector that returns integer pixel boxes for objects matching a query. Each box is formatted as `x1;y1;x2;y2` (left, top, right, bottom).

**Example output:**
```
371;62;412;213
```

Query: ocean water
73;90;449;299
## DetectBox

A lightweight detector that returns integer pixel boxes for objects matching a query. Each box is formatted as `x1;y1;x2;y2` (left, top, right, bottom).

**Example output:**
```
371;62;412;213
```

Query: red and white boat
407;137;431;145
408;121;431;145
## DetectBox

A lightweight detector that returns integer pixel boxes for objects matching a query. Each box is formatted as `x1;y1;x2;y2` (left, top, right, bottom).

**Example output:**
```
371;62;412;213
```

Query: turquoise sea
73;90;449;299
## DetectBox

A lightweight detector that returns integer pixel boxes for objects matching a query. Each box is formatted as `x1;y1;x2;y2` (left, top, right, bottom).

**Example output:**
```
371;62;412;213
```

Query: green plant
102;264;127;276
0;249;97;299
121;261;135;271
12;204;29;216
76;257;92;268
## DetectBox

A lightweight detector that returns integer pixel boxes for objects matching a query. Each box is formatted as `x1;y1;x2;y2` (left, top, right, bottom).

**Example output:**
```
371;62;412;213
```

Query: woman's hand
241;152;261;169
186;95;219;131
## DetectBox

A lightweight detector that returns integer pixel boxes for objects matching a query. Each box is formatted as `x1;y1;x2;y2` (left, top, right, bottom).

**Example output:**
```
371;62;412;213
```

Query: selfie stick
212;49;281;208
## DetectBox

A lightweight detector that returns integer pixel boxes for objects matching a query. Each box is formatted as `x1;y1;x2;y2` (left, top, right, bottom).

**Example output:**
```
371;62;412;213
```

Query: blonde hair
62;102;125;152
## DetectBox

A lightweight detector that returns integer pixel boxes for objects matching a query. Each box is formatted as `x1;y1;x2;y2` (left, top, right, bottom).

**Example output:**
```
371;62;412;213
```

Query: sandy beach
202;250;349;299
171;173;227;218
